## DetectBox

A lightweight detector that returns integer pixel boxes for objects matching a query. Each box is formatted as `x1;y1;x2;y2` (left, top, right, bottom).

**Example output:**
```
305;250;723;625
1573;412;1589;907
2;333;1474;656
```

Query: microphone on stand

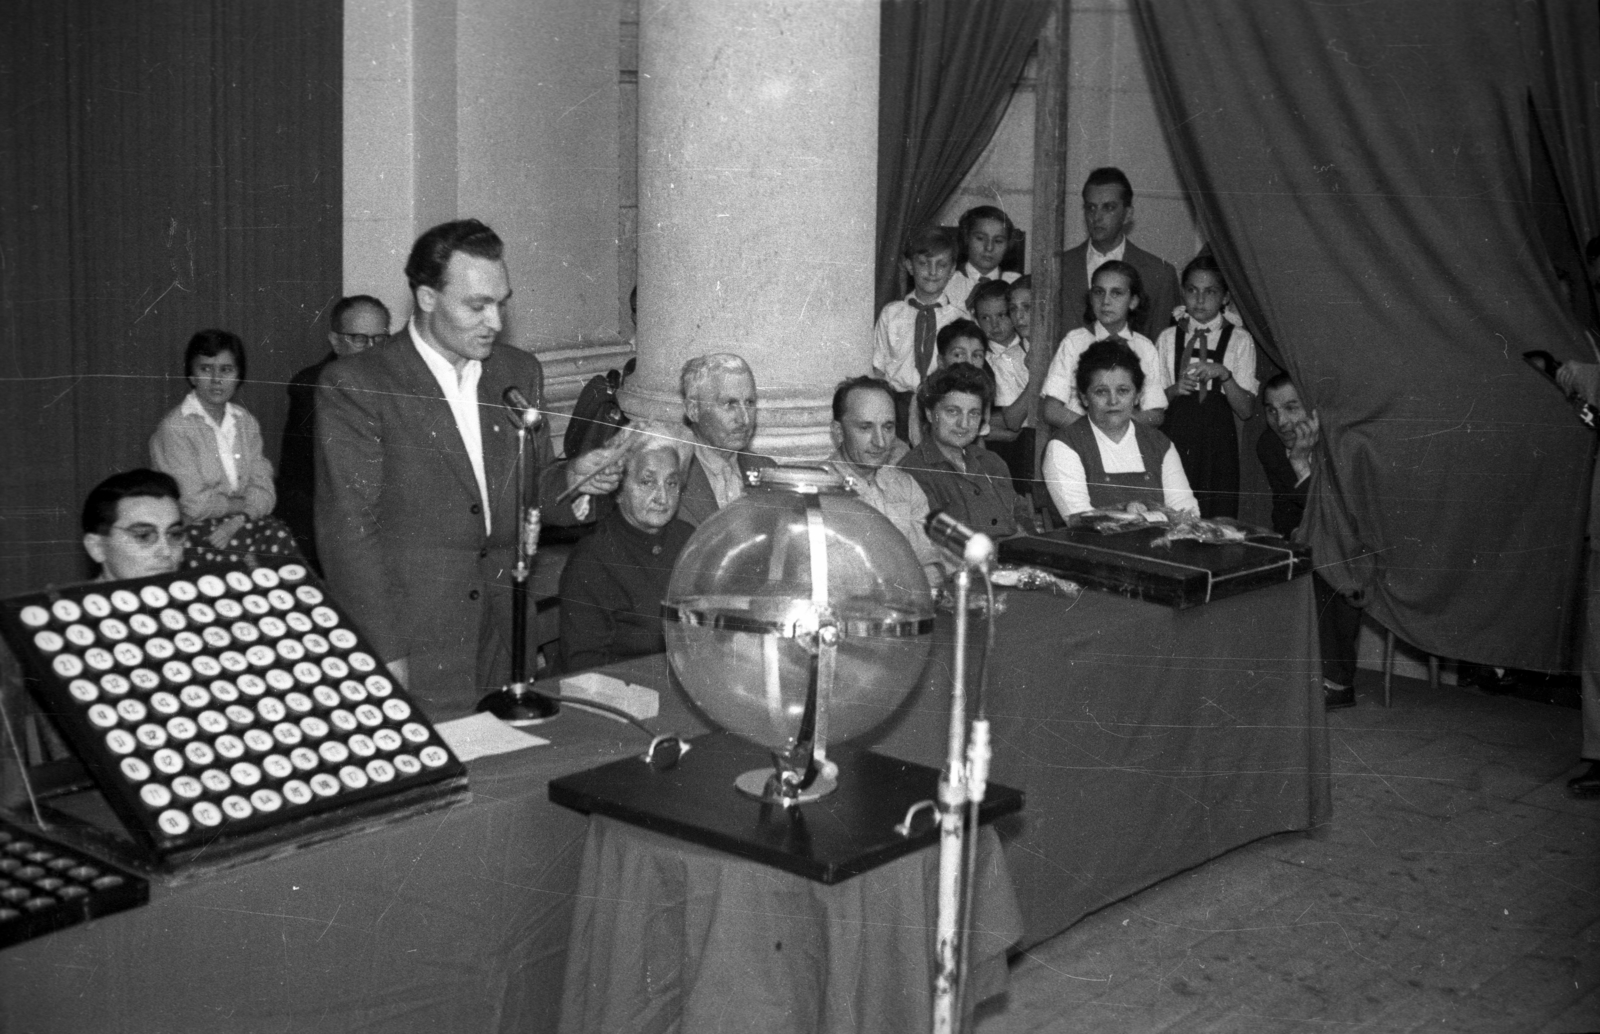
476;383;559;725
502;386;542;430
925;510;995;568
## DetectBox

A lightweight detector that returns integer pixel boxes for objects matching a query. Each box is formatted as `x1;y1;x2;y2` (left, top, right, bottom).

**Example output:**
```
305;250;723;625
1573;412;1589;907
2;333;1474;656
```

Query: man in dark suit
278;295;390;570
676;353;774;526
1258;374;1360;711
315;219;621;718
1059;167;1181;342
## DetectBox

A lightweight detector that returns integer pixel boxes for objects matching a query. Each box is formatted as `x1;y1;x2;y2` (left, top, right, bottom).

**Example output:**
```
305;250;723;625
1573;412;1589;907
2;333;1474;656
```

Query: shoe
1460;662;1519;696
1568;761;1600;799
1323;682;1355;710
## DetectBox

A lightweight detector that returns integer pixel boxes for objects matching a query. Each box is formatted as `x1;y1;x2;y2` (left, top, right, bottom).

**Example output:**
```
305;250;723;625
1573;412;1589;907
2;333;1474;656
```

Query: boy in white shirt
970;279;1035;494
872;226;969;439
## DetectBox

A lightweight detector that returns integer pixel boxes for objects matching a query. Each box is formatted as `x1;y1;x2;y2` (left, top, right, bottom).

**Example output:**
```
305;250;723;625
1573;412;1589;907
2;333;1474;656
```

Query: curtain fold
0;1;340;594
1132;0;1594;671
876;0;1051;311
1529;2;1600;332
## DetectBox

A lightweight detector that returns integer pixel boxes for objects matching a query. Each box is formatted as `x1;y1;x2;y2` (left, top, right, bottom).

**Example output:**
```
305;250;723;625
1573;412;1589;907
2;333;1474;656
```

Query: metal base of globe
733;766;839;806
476;683;559;725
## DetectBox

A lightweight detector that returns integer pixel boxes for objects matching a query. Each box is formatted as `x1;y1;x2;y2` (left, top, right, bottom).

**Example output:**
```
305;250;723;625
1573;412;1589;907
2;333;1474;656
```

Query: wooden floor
974;672;1600;1034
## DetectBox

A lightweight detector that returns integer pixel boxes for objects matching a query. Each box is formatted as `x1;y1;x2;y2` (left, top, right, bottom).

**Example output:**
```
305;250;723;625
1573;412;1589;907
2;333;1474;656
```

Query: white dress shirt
1042;422;1199;516
1155;317;1260;394
181;391;240;491
1085;238;1127;287
871;290;971;392
1042;323;1168;416
410;321;491;534
694;443;745;509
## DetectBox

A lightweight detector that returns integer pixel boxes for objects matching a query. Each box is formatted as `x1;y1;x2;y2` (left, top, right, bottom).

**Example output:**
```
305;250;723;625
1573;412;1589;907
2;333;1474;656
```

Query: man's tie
910;299;939;377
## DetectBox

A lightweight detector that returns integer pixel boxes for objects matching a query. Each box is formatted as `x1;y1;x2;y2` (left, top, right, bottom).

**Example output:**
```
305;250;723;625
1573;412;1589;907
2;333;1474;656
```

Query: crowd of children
872;181;1276;534
867;177;1370;711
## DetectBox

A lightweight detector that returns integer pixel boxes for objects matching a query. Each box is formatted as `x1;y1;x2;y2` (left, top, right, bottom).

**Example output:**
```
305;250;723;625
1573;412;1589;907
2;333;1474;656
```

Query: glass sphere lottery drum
662;466;936;804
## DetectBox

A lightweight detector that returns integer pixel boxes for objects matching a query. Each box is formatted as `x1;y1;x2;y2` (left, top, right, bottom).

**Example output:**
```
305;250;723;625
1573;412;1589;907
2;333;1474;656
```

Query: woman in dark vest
1042;338;1200;517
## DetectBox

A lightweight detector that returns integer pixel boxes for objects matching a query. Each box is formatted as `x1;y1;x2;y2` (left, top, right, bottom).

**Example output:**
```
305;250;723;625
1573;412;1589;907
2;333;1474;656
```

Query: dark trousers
1313;571;1361;687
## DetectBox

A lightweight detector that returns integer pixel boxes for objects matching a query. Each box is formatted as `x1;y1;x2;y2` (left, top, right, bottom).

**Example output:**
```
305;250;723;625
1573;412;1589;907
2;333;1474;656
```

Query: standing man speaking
316;219;621;718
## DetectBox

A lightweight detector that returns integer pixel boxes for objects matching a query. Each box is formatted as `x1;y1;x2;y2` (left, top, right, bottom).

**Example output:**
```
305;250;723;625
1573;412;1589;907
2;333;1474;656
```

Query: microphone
925;510;995;567
502;386;542;430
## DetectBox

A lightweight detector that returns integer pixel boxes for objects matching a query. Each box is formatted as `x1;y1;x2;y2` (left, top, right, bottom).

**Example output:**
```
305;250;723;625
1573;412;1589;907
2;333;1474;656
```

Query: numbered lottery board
0;816;147;949
0;562;466;867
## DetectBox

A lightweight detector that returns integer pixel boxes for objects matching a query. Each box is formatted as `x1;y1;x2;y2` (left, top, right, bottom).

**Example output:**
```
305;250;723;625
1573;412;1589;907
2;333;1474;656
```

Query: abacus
0;561;467;873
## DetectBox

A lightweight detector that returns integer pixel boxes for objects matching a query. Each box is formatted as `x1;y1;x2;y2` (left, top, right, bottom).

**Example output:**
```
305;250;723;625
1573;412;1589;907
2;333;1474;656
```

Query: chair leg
1383;629;1395;708
1427;655;1439;691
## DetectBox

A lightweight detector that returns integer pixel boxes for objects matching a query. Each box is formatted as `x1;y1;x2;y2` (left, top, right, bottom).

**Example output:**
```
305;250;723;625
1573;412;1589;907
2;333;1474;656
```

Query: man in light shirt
676;353;774;526
827;376;944;590
315;219;620;718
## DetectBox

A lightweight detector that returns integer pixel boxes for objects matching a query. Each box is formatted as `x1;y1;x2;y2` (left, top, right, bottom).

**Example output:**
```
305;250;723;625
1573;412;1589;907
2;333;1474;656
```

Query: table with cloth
0;576;1327;1030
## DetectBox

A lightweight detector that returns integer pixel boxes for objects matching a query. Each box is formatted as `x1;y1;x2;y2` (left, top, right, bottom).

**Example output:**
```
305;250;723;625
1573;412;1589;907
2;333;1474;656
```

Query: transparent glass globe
662;466;935;765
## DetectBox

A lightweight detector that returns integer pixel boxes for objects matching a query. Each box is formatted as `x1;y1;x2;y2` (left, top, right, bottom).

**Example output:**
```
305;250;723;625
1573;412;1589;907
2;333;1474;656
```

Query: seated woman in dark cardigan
557;441;694;674
899;362;1030;537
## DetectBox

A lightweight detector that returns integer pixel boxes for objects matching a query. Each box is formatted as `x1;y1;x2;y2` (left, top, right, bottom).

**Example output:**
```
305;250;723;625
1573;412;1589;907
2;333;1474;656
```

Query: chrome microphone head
502;386;542;430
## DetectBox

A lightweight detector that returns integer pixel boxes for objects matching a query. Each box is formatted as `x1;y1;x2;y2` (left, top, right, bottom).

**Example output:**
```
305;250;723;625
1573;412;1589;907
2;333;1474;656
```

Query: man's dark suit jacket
1256;428;1308;538
677;449;776;527
278;351;336;570
315;331;581;718
1060;239;1181;342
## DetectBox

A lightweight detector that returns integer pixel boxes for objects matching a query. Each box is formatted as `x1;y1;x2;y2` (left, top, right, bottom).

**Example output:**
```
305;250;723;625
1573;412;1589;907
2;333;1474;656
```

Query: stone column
620;0;881;459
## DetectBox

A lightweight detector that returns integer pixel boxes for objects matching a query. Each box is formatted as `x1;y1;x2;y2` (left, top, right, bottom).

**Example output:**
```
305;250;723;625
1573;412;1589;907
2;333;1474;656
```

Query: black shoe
1568;761;1600;799
1460;662;1519;696
1323;683;1355;710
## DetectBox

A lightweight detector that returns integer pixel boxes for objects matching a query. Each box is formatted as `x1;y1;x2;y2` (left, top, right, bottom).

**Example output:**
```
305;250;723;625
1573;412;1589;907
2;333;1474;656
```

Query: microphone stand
476;403;559;724
931;555;992;1034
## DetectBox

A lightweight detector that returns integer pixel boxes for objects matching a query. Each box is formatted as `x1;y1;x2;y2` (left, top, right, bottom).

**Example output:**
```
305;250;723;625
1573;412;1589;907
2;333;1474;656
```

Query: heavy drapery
876;0;1050;311
1529;3;1600;331
1132;0;1596;671
0;2;340;594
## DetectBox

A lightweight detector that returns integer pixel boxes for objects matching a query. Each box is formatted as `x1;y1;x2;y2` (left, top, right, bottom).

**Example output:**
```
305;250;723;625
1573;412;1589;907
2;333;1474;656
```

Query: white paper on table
434;711;549;762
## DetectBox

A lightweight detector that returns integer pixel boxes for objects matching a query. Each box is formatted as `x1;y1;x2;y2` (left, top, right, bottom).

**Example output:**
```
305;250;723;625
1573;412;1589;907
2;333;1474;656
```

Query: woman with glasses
150;329;297;568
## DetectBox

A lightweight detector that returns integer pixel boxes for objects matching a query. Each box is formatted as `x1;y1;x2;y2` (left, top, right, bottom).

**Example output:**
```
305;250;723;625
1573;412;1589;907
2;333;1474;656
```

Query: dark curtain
1132;0;1595;671
876;0;1051;311
1529;3;1600;332
0;1;341;594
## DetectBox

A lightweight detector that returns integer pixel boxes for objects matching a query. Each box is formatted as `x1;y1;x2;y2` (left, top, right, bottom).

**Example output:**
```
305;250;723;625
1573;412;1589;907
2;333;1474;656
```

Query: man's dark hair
330;295;390;332
1074;338;1145;397
1262;371;1295;395
184;329;246;382
831;375;895;423
920;360;995;413
81;469;181;536
405;219;504;294
1083;166;1133;206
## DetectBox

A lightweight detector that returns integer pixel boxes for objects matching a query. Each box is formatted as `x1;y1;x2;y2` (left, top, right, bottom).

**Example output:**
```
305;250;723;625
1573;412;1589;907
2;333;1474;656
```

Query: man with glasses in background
278;295;392;568
3;469;187;804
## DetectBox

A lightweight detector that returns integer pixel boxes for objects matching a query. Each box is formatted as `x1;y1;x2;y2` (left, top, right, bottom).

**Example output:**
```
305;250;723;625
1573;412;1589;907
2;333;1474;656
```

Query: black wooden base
548;731;1023;884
